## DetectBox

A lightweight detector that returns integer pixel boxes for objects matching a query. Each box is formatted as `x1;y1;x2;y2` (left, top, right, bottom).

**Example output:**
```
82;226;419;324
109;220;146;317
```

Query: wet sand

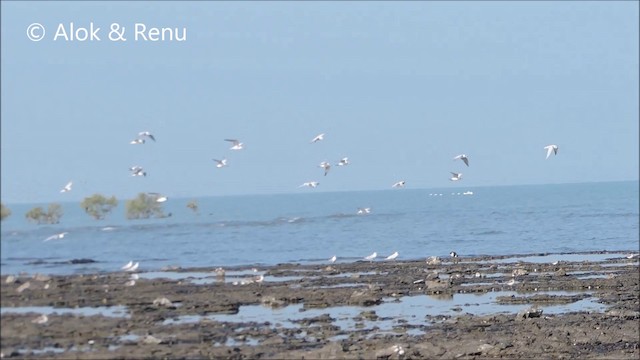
1;250;639;359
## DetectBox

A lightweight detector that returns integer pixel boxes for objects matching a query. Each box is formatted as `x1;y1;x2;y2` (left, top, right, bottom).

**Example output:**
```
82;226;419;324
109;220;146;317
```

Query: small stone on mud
153;297;173;307
516;307;543;320
33;274;51;282
16;281;30;293
555;269;567;276
478;343;495;353
261;296;287;308
141;335;162;345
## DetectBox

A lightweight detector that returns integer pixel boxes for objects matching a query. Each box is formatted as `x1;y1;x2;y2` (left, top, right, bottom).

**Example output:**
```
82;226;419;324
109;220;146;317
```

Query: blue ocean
1;181;638;276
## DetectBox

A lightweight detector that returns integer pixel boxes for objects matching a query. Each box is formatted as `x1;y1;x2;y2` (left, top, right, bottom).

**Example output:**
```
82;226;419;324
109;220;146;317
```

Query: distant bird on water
453;154;469;167
130;138;145;145
544;144;558;159
392;180;406;188
311;133;325;143
225;139;244;150
357;207;371;215
44;232;68;242
60;181;73;193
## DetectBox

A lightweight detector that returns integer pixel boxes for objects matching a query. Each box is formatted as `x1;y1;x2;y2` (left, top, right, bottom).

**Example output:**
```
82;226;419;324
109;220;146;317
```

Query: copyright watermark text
27;22;187;42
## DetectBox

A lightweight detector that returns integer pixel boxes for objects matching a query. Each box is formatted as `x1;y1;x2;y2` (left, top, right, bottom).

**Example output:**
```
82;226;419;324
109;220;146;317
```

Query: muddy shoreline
2;250;639;359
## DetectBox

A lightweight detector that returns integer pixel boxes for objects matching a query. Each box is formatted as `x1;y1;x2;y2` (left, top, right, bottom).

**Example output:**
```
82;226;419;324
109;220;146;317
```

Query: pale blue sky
1;1;638;204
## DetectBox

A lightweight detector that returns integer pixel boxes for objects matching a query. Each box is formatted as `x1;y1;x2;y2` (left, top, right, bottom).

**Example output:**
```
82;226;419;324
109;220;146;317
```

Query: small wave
473;230;505;236
26;259;48;265
24;258;97;266
327;213;357;219
9;256;60;261
578;212;638;218
54;258;98;265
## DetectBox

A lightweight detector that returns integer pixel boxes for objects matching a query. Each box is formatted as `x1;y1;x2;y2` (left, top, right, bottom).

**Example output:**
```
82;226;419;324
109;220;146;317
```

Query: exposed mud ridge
1;250;638;359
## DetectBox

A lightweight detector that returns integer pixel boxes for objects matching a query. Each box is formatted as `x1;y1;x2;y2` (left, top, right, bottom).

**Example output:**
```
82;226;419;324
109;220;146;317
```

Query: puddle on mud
482;253;631;264
162;290;607;338
599;262;639;268
117;334;141;343
214;337;260;347
575;274;612;280
460;282;495;287
566;270;621;280
16;347;66;356
0;305;129;318
139;271;215;281
140;270;266;285
326;271;381;278
16;342;122;355
139;270;383;286
316;283;369;289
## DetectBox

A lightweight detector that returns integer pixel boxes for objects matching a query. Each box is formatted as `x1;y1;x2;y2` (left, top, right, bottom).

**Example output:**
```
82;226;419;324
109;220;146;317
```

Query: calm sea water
1;181;638;275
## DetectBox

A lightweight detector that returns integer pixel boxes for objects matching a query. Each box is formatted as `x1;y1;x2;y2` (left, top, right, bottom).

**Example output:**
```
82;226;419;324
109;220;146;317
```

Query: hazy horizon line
1;179;637;206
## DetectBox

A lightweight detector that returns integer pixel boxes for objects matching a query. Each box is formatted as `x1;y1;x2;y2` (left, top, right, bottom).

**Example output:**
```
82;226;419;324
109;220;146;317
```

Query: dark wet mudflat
1;250;639;359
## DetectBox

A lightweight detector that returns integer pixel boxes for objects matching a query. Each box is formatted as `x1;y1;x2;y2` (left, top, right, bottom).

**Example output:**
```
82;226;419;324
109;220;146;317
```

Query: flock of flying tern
299;133;352;188
49;130;560;270
213;138;245;168
58;127;559;198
